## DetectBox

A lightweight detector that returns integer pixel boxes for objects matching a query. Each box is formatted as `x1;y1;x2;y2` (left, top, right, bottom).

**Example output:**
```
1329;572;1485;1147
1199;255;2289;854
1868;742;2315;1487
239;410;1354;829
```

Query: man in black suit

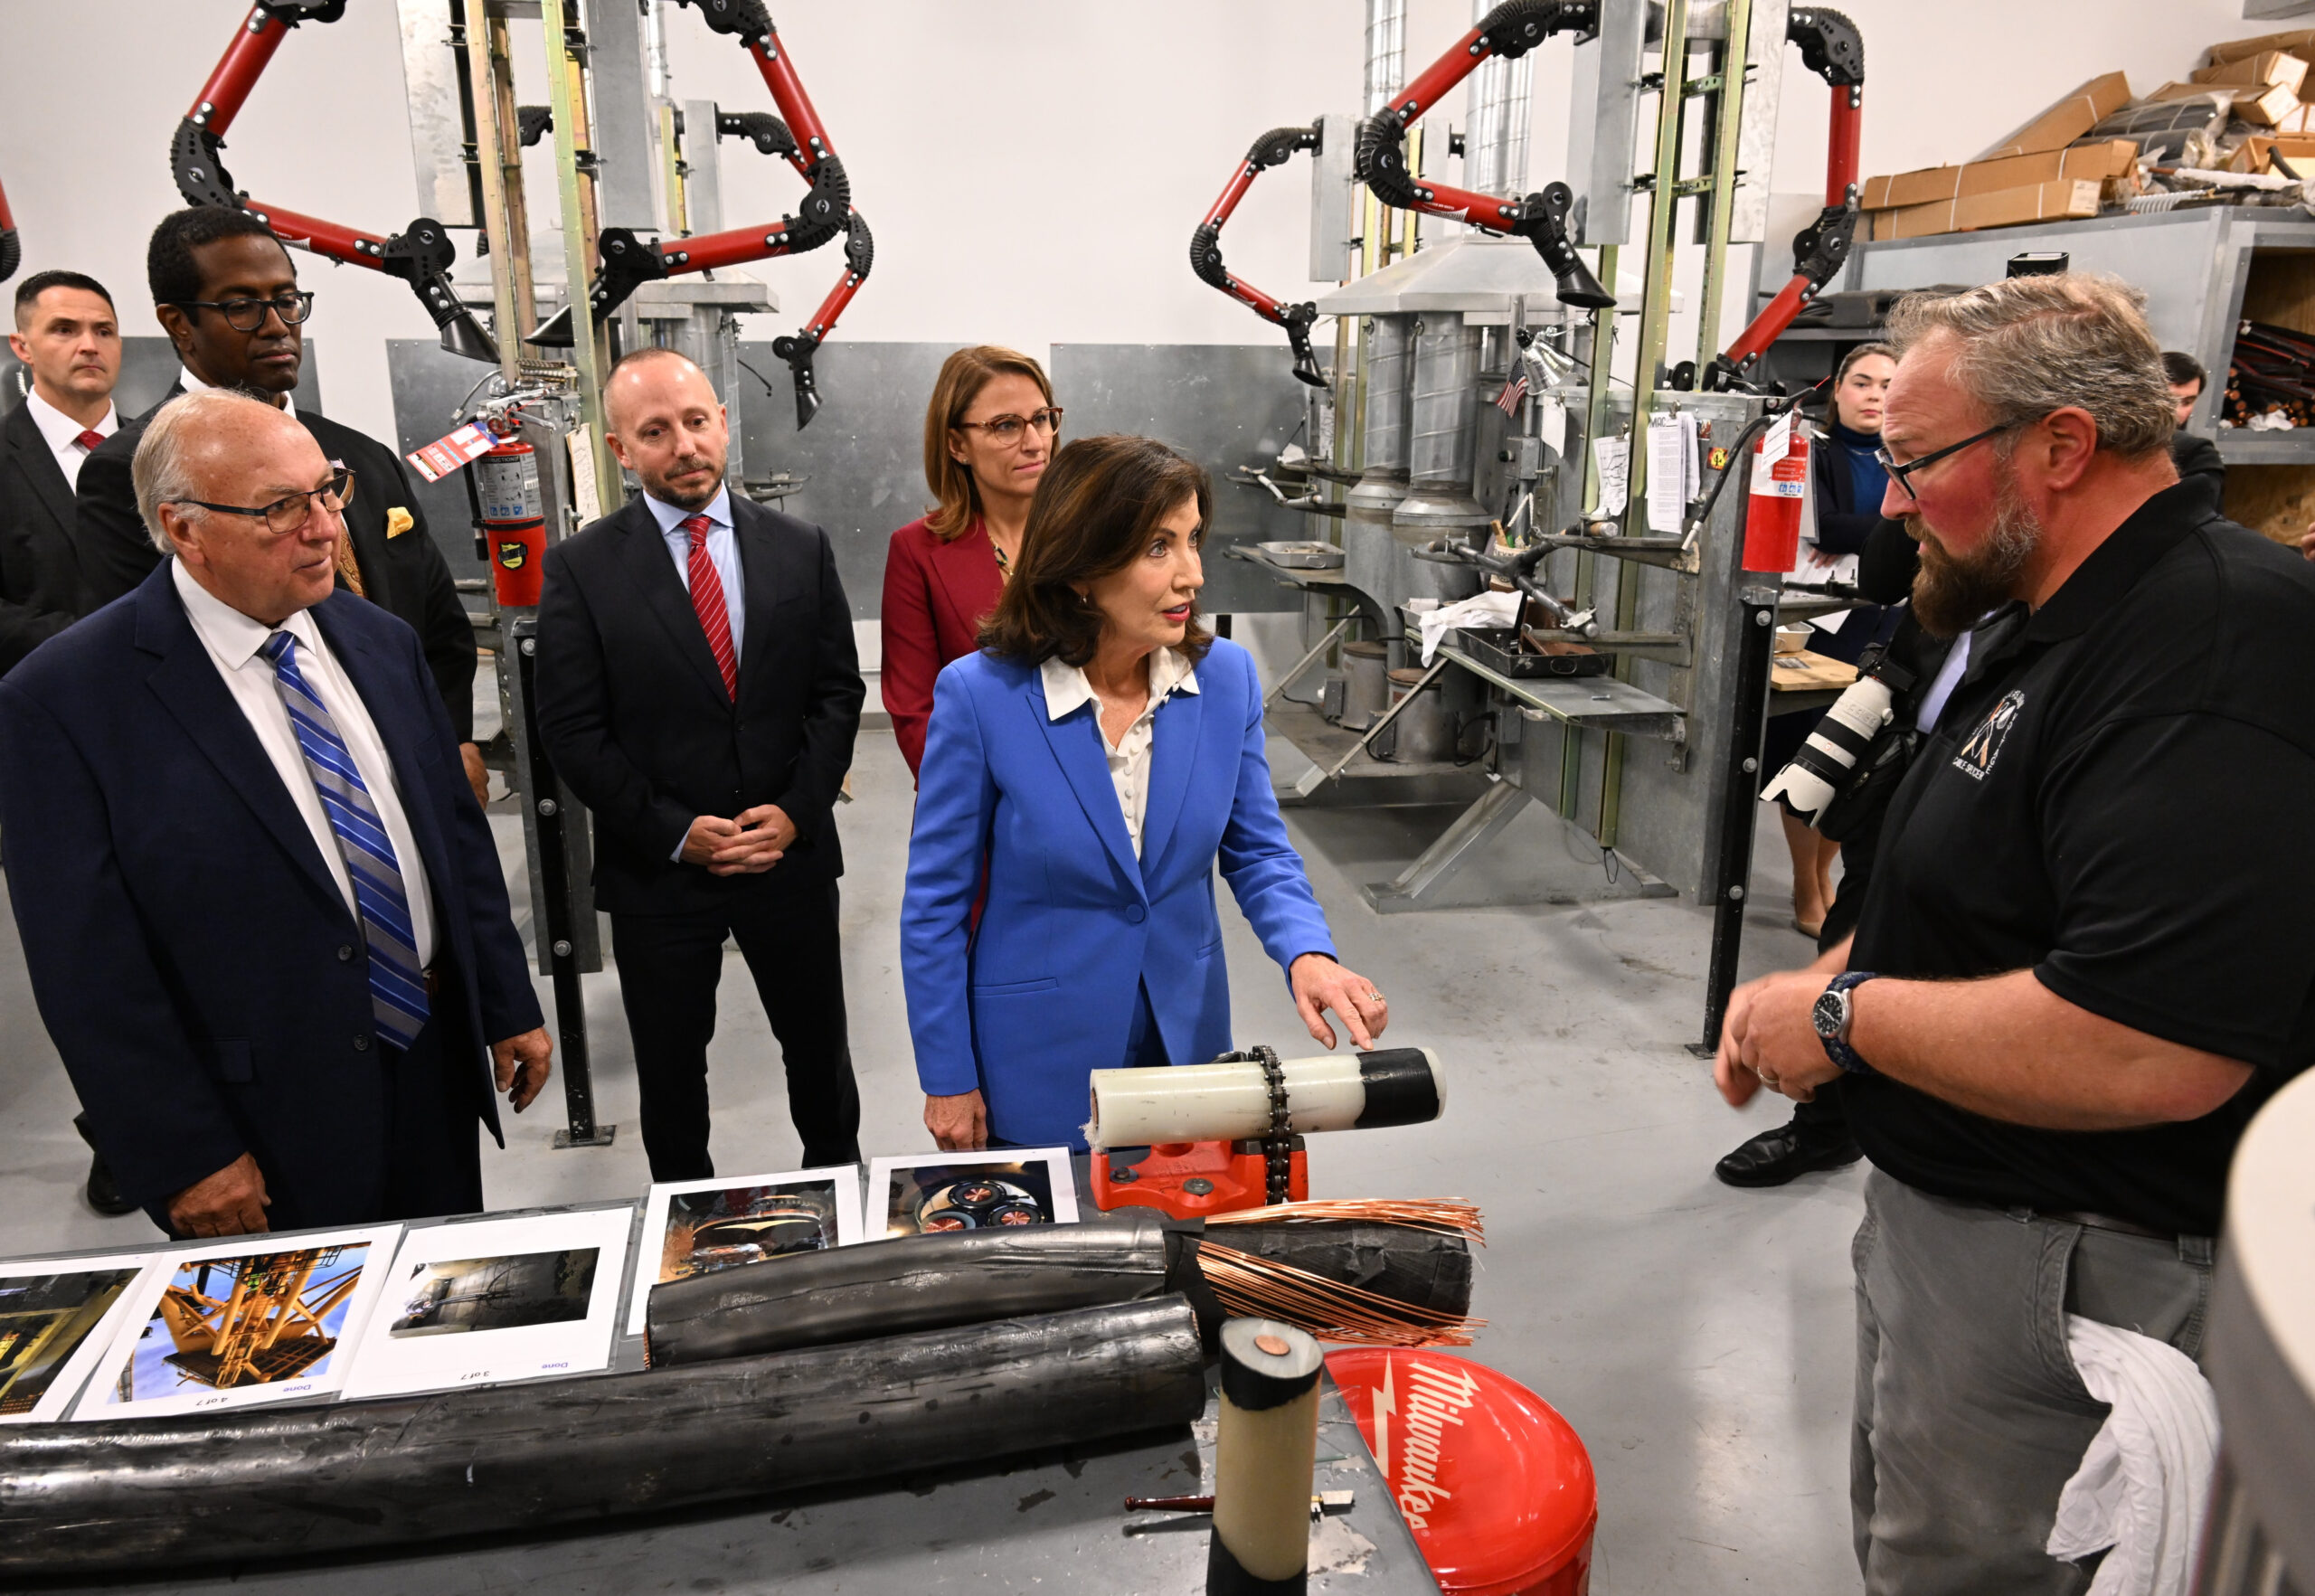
76;207;488;806
0;389;552;1235
535;348;863;1181
5;269;140;1215
5;269;120;675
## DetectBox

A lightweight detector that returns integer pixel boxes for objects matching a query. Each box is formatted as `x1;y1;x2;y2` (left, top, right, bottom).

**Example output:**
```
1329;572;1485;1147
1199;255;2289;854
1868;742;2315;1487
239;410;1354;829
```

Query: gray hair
1884;273;2175;461
131;388;280;554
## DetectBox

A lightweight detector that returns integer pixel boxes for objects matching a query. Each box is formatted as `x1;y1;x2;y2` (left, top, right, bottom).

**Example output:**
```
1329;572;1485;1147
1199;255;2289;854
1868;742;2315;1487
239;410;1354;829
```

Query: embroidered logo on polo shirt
1953;690;2025;780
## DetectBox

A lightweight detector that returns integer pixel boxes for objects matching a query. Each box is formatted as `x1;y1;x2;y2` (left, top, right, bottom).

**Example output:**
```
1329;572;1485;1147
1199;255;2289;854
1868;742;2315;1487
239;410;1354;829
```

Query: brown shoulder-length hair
978;435;1214;669
922;345;1054;541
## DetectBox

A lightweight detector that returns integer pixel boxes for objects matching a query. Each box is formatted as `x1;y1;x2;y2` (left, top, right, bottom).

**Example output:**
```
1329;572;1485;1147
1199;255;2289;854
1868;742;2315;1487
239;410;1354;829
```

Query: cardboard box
2208;30;2315;67
1976;72;2134;160
1870;178;2105;242
1862;140;2139;211
2152;78;2300;127
2191;51;2310;93
2227;137;2275;175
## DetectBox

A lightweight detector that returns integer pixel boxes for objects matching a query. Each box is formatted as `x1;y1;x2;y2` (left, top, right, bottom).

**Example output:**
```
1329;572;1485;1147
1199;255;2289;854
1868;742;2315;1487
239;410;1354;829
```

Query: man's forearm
1847;968;2253;1130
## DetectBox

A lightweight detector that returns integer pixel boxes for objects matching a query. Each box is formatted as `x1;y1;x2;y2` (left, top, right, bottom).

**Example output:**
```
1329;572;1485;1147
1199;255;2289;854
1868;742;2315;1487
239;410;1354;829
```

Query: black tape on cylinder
1351;1047;1442;1129
1218;1317;1323;1412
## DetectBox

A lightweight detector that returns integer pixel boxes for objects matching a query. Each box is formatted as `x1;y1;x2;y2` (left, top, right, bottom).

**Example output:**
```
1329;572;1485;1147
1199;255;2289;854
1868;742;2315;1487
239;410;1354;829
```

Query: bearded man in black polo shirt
1715;273;2315;1594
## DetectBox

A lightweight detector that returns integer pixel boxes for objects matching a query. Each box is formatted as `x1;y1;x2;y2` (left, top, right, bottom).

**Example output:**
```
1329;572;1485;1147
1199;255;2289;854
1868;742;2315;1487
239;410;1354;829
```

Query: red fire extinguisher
1741;415;1809;573
474;439;547;608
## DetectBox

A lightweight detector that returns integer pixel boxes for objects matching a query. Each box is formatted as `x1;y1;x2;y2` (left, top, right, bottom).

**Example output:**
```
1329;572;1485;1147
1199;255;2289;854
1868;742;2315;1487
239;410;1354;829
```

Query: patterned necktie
683;513;739;700
260;631;430;1049
73;430;104;453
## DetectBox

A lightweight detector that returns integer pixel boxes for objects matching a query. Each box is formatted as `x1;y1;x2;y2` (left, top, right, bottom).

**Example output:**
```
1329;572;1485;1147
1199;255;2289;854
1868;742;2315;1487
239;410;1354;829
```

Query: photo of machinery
657;1181;840;1289
389;1250;600;1338
0;1268;141;1419
116;1245;372;1398
869;1151;1076;1240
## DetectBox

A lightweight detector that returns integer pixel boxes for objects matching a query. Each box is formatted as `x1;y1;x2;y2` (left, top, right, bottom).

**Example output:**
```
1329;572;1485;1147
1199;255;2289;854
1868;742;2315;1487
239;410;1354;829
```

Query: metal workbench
3;1205;1441;1595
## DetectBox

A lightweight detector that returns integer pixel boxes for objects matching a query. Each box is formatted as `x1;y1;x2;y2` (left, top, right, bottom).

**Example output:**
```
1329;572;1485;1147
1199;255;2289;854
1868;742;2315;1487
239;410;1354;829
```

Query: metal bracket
1293;655;1453;798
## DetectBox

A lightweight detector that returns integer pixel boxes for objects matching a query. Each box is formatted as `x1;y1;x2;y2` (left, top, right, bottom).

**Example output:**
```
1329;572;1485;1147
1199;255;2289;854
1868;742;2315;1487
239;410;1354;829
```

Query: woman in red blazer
882;346;1061;777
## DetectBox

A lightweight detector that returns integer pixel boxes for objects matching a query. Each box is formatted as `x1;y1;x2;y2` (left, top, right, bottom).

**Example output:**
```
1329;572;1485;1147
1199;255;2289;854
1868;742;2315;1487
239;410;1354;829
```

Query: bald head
602;348;729;510
135;388;345;625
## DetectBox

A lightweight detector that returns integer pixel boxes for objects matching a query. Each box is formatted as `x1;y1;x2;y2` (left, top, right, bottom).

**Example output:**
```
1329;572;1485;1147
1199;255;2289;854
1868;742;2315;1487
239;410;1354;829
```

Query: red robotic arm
1706;7;1865;390
0;170;18;283
170;1;496;363
1190;124;1327;386
1355;0;1614;309
529;0;869;430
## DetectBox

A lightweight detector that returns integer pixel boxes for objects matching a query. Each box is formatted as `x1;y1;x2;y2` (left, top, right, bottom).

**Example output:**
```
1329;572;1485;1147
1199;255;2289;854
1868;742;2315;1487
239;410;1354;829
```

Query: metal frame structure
1191;123;1330;386
171;2;497;364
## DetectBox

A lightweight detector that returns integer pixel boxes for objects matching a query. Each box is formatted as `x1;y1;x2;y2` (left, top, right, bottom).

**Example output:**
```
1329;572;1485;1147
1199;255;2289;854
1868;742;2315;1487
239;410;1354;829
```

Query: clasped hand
1714;968;1844;1106
682;805;796;875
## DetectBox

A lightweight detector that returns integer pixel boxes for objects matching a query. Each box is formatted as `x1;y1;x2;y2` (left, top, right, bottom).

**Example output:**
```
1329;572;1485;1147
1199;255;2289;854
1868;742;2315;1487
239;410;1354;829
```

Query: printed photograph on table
627;1166;862;1335
866;1148;1079;1240
0;1255;157;1423
77;1227;401;1420
339;1208;634;1400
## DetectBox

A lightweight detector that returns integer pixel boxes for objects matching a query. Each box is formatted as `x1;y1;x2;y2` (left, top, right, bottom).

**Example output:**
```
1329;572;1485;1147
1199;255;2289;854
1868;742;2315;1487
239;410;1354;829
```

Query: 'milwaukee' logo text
1369;1355;1482;1528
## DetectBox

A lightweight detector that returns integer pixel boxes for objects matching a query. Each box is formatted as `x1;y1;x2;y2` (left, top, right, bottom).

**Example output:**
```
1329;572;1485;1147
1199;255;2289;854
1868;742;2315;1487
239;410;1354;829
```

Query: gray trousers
1851;1168;2216;1596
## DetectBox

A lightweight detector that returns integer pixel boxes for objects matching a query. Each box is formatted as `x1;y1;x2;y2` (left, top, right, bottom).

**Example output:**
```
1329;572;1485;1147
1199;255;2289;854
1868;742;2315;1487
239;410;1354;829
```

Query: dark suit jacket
75;385;479;739
534;493;864;917
880;514;1004;778
0;402;89;675
0;566;543;1229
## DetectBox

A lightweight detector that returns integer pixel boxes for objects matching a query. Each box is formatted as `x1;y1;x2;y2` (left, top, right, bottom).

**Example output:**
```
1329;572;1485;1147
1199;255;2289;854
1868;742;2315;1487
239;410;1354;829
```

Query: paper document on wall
1645;411;1701;534
1592;436;1630;517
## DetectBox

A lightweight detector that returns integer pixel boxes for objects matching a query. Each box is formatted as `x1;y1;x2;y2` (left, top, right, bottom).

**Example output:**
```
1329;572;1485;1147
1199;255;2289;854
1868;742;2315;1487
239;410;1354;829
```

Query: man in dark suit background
5;269;140;1215
5;269;119;674
535;348;863;1181
0;389;552;1236
75;207;488;807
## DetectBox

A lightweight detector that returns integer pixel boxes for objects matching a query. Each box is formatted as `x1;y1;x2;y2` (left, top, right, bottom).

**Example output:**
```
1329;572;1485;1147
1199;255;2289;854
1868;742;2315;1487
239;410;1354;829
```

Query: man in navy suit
534;348;863;1182
0;389;553;1236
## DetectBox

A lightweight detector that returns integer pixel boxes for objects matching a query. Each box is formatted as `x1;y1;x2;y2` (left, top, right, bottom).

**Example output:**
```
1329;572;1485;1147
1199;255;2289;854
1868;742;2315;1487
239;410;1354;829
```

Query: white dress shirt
20;388;117;491
643;486;745;663
1042;647;1200;858
172;560;437;963
176;364;289;410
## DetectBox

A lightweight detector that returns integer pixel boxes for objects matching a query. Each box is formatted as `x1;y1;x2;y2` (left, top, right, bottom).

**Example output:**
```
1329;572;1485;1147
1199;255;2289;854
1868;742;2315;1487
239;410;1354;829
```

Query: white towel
2046;1314;2220;1596
1415;590;1523;665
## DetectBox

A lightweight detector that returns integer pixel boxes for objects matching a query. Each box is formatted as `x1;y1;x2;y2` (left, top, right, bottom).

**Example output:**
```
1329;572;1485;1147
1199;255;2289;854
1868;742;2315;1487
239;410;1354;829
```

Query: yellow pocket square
386;507;415;538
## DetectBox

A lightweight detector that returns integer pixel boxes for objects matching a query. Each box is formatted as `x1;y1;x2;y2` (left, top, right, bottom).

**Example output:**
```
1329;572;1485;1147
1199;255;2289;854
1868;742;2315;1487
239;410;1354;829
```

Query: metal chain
1255;1044;1291;1204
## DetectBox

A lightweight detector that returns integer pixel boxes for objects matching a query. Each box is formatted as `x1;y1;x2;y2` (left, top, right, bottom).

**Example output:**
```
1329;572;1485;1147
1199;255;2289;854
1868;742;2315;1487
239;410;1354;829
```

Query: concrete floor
0;718;1861;1593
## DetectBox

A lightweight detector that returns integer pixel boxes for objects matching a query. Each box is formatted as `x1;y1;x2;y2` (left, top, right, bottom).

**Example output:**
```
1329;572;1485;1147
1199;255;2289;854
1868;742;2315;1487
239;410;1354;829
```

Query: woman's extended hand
924;1090;989;1151
1289;953;1388;1052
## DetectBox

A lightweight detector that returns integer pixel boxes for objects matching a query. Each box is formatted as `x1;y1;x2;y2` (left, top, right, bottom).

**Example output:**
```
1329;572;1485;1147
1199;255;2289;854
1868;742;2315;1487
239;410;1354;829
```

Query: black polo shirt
1845;480;2315;1237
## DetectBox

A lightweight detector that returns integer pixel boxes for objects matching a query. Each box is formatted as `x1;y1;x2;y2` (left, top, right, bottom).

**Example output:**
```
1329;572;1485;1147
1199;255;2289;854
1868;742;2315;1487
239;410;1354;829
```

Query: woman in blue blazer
902;435;1388;1150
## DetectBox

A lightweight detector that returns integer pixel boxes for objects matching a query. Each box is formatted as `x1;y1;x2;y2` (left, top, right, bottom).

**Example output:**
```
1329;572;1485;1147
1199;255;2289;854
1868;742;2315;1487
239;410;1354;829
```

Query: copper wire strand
1205;1199;1486;1244
1195;1242;1484;1349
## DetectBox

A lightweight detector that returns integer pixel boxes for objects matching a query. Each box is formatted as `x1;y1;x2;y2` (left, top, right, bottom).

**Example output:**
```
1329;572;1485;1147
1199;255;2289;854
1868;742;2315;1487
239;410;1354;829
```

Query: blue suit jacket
0;564;543;1227
901;638;1336;1148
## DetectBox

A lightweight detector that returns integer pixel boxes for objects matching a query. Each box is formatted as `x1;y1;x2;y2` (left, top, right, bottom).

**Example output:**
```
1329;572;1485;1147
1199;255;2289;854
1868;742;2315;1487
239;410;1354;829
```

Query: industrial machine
1201;0;1869;1044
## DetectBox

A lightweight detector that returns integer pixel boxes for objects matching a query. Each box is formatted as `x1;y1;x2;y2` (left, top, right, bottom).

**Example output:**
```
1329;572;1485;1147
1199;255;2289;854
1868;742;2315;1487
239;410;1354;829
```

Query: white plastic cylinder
1085;1048;1445;1148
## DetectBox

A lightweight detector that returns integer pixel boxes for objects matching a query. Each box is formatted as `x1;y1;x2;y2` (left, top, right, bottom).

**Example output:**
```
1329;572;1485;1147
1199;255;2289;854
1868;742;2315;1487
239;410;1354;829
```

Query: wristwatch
1812;971;1877;1074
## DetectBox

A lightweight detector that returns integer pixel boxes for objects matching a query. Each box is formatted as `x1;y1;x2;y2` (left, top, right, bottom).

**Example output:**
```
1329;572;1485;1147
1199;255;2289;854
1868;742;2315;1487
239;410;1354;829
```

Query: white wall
0;0;2262;446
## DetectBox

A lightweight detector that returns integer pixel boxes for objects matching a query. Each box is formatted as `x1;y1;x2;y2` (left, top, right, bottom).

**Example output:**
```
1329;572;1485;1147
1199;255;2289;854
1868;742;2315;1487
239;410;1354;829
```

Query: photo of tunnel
388;1250;600;1338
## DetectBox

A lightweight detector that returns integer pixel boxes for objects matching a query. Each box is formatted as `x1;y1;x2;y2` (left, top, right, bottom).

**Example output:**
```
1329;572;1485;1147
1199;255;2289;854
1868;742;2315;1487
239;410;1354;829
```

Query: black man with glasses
0;388;550;1237
73;208;486;807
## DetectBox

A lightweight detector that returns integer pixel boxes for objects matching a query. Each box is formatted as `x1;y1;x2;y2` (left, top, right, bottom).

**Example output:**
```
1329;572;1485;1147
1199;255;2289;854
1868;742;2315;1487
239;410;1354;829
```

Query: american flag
1495;373;1528;415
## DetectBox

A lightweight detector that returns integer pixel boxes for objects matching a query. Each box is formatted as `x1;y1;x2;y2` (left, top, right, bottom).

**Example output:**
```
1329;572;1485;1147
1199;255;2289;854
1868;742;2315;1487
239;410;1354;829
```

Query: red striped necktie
74;430;105;452
682;513;739;700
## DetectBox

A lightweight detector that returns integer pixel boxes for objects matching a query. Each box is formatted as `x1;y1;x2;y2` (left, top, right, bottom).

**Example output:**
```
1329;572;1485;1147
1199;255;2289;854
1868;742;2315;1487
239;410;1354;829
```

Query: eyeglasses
1876;421;2016;500
169;467;354;538
955;407;1063;445
175;291;317;333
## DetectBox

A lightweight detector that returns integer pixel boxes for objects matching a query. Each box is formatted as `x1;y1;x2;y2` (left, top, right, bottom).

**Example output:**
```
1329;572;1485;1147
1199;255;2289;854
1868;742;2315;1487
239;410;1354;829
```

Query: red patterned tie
683;513;739;700
74;430;104;452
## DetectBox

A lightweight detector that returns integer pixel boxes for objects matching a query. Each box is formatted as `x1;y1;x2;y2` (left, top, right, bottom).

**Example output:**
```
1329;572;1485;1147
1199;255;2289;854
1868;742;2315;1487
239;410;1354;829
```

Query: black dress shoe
1715;1119;1865;1188
73;1114;139;1216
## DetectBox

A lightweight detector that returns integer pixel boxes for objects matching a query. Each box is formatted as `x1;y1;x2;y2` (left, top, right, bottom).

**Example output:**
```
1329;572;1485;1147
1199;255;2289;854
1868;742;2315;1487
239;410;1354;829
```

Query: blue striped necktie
260;630;430;1049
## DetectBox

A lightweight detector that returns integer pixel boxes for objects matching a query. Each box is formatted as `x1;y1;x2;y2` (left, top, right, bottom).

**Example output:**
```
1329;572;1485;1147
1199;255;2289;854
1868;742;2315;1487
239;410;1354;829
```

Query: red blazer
881;515;1005;777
